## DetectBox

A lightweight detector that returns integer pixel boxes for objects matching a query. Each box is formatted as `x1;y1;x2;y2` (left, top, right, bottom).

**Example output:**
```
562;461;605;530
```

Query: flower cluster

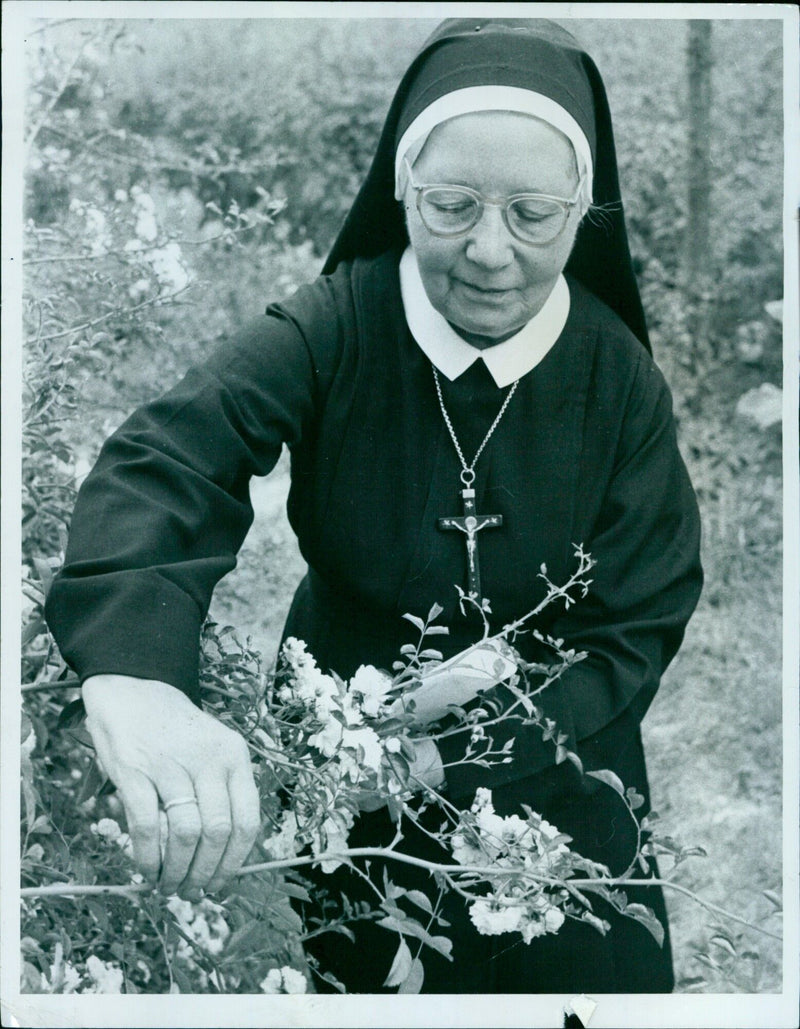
37;949;124;995
166;896;231;959
265;640;414;871
452;789;571;942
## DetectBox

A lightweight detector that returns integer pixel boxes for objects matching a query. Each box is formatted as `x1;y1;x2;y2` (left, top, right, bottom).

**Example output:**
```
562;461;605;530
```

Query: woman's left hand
356;737;445;812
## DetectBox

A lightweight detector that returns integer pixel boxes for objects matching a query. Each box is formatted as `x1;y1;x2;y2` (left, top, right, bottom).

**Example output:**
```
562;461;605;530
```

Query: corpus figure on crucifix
438;486;503;603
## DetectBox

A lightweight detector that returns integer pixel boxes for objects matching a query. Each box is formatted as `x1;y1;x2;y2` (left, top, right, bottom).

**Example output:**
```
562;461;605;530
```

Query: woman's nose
464;204;515;269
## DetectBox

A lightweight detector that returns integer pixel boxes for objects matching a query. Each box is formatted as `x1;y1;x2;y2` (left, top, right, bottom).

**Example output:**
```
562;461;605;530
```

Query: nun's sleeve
437;352;703;802
44;280;343;705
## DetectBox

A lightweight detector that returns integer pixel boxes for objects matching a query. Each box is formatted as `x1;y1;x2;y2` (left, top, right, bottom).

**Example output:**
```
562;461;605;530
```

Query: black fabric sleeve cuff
45;569;205;706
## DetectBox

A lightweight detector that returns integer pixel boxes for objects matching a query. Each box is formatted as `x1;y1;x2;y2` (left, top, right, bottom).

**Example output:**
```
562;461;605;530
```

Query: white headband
394;85;594;207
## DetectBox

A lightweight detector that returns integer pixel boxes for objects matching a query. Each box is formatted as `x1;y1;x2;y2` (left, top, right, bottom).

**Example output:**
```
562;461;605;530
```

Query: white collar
399;247;570;388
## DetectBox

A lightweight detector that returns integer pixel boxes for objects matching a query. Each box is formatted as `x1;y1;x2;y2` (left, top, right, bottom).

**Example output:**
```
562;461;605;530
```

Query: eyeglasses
405;160;584;246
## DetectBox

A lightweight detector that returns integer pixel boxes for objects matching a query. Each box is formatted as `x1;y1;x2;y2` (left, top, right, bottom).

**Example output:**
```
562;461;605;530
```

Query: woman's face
403;112;583;349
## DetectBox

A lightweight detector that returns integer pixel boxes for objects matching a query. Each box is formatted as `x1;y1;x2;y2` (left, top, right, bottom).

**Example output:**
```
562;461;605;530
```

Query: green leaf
376;916;453;960
398;958;425;994
318;970;346;993
32;557;55;597
626;787;645;811
710;935;737;957
56;698;85;731
404;890;434;916
383;937;413;988
624;903;665;948
402;614;425;633
565;750;584;775
586;769;626;797
427;602;444;621
22;616;46;648
677;975;708;991
279;881;312;904
20;712;34;746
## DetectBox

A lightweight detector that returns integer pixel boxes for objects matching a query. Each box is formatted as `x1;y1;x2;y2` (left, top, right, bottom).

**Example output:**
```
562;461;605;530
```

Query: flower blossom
349;664;393;716
131;188;158;242
146;242;190;292
451;789;569;872
83;955;124;994
91;818;122;842
263;811;301;861
469;898;525;936
260;966;308;994
311;808;354;874
280;638;340;719
166;896;230;957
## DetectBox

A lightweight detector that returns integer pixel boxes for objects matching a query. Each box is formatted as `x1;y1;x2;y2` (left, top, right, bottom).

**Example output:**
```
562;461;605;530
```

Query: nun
45;18;703;993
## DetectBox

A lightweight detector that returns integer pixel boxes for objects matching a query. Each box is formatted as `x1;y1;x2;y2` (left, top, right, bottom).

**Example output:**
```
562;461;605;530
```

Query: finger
204;758;261;895
158;778;202;895
177;776;233;900
115;770;162;885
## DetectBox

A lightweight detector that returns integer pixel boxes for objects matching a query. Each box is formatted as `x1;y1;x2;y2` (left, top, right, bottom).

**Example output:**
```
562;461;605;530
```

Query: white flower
146;242;190;292
260;966;307;994
469;898;525;936
384;736;403;754
84;955;124;993
128;277;150;301
263;811;300;861
166;896;230;956
132;191;158;242
349;664;393;717
43;957;82;994
341;725;383;772
115;832;133;856
519;894;566;942
308;718;343;757
312;811;354;874
84;206;110;257
91;818;122;842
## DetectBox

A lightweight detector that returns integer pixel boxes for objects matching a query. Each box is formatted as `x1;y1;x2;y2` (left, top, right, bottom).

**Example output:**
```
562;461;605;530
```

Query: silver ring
163;796;199;812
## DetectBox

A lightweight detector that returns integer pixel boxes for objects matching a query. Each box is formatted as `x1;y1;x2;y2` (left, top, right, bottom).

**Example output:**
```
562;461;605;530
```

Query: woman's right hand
82;674;261;900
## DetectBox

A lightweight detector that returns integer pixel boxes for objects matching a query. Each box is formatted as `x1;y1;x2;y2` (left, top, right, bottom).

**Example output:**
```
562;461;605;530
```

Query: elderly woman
45;18;702;993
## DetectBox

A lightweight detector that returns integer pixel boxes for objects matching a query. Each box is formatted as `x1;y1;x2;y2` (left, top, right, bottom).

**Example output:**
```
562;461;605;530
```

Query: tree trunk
686;20;714;363
686;20;713;283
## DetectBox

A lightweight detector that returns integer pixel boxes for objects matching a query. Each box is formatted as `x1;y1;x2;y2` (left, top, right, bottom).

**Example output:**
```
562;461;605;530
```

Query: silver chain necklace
432;366;520;489
432;365;520;603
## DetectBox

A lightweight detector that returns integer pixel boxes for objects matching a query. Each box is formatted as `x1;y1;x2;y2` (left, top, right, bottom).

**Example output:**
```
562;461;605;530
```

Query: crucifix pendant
438;487;503;603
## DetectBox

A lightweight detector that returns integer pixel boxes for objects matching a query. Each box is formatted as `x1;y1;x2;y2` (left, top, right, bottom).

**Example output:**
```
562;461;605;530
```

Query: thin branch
32;284;191;343
17;851;783;942
26;34;94;156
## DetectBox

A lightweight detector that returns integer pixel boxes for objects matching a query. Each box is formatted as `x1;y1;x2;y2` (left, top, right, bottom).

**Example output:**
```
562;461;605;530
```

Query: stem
22;678;80;694
32;284;191;344
18;853;782;943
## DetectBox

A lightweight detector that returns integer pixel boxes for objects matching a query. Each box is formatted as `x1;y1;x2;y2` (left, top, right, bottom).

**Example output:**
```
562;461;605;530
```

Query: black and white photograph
2;2;798;1027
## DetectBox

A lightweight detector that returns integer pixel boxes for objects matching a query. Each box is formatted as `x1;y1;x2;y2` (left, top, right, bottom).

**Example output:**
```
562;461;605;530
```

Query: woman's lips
456;280;514;302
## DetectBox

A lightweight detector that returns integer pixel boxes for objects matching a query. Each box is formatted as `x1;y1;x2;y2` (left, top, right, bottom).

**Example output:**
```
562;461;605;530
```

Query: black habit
46;249;703;992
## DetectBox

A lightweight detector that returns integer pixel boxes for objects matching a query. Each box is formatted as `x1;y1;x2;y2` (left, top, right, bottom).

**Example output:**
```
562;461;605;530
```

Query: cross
438;487;503;603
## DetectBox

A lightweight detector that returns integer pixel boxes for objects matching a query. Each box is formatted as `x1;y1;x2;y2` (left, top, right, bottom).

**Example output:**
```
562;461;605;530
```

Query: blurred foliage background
20;15;784;994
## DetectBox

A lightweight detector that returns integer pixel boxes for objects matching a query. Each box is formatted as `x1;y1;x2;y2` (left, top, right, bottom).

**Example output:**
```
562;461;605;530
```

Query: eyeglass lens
419;187;568;243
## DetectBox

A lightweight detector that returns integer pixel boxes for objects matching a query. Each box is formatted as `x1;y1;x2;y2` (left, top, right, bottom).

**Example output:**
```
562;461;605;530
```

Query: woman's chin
447;318;525;350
